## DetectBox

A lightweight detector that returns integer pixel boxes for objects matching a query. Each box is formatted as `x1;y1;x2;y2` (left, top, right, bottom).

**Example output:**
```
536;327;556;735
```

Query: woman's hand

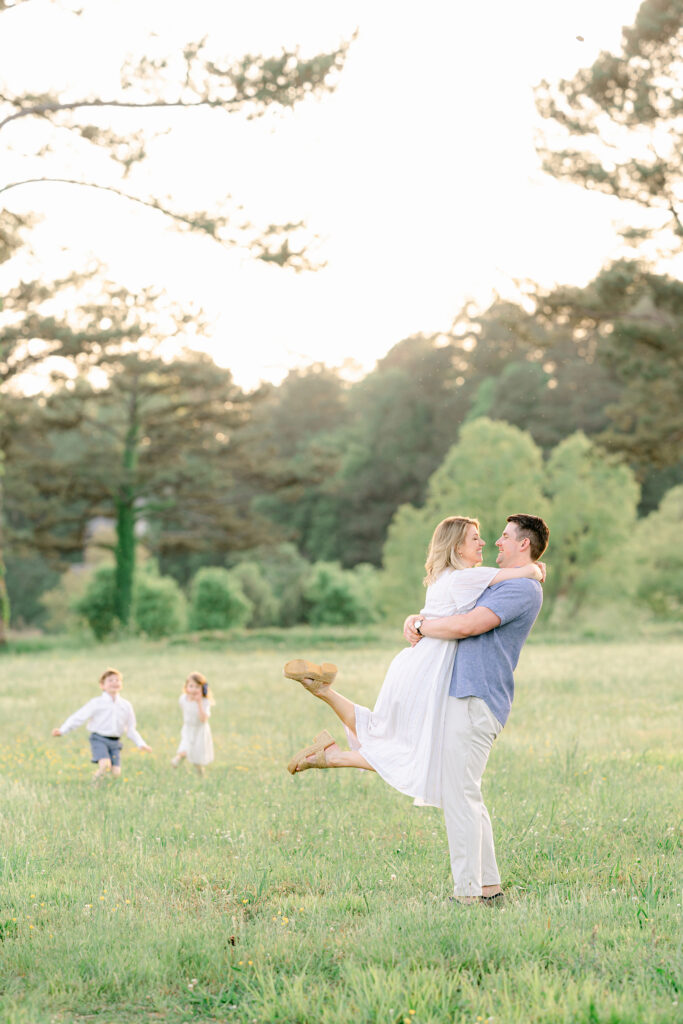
403;614;423;646
535;561;547;583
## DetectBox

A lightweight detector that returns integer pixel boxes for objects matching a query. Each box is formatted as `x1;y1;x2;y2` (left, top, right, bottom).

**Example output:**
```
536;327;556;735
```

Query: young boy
52;667;151;782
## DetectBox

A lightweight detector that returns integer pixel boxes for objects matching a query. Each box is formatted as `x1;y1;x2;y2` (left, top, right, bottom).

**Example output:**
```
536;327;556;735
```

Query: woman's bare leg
289;672;375;771
299;739;374;772
323;741;374;770
304;679;358;736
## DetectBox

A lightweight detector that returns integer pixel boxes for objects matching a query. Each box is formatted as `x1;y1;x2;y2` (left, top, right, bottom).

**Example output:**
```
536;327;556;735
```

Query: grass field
0;633;681;1024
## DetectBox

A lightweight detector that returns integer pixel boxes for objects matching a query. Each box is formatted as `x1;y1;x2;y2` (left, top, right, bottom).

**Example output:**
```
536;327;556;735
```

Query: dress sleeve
201;698;211;718
446;567;499;612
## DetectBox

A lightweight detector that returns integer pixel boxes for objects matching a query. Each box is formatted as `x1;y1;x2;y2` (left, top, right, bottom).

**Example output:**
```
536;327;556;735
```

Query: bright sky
2;0;643;389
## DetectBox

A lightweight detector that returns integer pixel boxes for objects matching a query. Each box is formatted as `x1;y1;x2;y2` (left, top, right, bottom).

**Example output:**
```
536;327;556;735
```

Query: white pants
442;696;504;899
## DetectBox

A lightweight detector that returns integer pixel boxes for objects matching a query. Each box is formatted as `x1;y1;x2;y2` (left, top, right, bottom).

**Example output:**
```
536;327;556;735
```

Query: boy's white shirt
58;692;147;747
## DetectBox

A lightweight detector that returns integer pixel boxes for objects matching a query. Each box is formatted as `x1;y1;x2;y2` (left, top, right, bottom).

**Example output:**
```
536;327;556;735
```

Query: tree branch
0;175;236;237
0;96;227;132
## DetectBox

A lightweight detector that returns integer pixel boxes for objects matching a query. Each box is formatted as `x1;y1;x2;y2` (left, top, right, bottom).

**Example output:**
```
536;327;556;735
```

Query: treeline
3;260;682;634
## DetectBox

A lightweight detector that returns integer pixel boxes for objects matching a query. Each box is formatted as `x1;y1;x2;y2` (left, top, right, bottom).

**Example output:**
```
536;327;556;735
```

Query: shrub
635;484;683;618
134;573;187;638
188;567;252;630
303;561;375;625
227;562;280;627
74;566;118;640
230;544;310;626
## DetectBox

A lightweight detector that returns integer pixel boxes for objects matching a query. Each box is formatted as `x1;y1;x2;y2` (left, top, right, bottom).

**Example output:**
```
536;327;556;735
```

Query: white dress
176;695;214;765
352;566;498;808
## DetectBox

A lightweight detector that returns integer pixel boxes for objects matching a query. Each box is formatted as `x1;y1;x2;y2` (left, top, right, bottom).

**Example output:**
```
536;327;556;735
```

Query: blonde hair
99;667;122;685
184;671;215;705
423;516;480;586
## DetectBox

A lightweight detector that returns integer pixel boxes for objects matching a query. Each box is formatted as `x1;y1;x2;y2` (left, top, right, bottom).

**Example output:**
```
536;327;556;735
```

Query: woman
284;516;544;808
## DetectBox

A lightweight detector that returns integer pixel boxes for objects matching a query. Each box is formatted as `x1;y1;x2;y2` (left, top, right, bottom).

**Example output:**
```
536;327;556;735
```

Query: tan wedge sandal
287;729;335;775
283;659;338;694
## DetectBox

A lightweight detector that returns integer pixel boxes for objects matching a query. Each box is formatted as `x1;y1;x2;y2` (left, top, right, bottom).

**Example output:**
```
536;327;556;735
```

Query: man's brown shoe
479;892;506;906
287;730;335;774
283;660;338;693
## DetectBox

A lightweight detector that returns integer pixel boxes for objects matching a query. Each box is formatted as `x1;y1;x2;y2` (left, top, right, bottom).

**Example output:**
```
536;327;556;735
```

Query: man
404;513;550;906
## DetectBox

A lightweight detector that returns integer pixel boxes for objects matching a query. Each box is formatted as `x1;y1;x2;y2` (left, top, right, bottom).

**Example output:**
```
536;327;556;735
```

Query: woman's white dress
176;695;214;765
352;566;498;808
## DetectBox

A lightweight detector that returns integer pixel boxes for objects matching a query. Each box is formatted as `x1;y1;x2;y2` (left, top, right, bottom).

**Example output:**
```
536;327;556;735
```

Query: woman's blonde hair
423;516;480;585
184;671;215;705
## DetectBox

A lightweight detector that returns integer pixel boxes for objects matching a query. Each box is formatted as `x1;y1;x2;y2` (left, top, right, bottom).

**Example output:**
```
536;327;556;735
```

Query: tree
0;210;79;643
634;484;683;617
536;0;683;253
244;364;351;563
7;322;264;626
378;422;641;624
543;433;640;617
0;2;352;267
0;208;170;642
461;300;623;452
533;260;683;506
322;334;476;567
378;419;546;621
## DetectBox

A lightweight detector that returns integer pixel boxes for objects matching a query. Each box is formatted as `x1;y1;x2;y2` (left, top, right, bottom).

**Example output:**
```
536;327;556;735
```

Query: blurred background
1;0;681;643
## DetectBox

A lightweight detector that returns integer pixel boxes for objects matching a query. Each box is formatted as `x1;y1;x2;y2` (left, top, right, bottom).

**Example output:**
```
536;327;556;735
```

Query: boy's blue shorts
89;732;122;766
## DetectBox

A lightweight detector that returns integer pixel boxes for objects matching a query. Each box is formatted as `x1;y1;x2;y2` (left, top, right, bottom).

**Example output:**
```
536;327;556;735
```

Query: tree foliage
634;484;683;617
134;571;187;639
378;422;640;624
188;567;252;631
534;260;683;484
0;4;353;267
378;419;546;622
3;294;268;624
536;0;683;251
543;433;640;615
302;561;377;626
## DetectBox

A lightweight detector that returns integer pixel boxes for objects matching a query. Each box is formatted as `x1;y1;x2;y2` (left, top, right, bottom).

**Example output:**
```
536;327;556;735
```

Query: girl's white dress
176;695;214;766
351;566;498;808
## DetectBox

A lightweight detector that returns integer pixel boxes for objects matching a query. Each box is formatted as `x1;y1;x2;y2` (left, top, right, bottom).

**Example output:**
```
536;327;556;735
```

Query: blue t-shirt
448;578;543;727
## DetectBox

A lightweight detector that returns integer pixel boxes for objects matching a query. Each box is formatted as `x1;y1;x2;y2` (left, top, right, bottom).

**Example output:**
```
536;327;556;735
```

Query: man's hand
403;614;423;646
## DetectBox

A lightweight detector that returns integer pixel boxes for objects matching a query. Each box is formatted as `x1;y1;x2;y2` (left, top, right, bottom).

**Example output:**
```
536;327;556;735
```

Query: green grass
0;636;681;1023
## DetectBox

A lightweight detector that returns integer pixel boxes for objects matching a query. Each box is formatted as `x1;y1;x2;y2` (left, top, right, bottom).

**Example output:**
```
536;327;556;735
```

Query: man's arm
404;606;501;644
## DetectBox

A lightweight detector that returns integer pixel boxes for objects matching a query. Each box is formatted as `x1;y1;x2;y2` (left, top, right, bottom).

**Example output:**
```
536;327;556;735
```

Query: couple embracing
284;512;550;905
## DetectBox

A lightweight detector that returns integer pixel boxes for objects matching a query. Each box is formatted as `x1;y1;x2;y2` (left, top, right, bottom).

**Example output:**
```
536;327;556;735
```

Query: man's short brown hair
506;514;550;561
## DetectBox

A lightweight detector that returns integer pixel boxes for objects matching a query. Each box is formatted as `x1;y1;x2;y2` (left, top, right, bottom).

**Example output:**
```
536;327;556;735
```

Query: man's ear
519;536;530;551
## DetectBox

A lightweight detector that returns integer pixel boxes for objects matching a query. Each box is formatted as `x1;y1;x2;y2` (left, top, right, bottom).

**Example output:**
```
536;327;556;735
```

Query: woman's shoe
283;660;338;694
287;729;335;774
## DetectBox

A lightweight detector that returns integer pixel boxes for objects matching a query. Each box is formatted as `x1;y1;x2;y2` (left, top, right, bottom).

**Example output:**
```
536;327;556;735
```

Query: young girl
284;516;545;807
171;672;215;776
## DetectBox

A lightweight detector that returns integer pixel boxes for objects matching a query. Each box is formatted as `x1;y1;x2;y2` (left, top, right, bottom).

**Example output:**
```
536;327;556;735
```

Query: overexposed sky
1;0;643;388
